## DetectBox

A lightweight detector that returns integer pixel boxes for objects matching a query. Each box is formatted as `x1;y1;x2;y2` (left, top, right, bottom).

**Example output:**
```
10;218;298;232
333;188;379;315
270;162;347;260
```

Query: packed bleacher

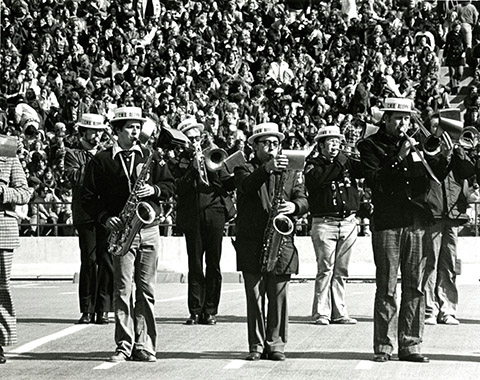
2;0;480;236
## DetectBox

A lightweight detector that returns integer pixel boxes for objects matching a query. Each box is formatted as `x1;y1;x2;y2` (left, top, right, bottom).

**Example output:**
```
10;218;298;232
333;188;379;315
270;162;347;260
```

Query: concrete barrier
11;236;480;284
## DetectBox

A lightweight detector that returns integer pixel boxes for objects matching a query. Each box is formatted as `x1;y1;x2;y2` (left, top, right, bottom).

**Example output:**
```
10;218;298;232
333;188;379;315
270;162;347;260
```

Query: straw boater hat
380;97;416;113
247;122;285;145
76;113;107;129
177;117;204;134
314;125;344;142
110;106;147;124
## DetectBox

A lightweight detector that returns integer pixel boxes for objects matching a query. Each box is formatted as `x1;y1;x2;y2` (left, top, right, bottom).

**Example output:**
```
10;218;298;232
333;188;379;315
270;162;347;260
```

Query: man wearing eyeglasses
173;118;236;326
234;122;308;362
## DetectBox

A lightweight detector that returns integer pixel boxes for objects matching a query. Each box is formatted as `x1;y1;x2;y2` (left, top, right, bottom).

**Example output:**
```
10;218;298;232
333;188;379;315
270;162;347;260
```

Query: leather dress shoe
268;351;286;361
77;312;94;324
186;314;200;325
246;352;262;361
109;351;128;362
200;313;217;325
0;346;6;364
132;349;157;362
399;353;430;363
373;353;391;362
95;312;109;325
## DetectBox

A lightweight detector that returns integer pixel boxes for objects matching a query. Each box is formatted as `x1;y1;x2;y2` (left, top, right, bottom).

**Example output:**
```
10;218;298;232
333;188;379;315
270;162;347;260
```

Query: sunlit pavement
2;280;479;380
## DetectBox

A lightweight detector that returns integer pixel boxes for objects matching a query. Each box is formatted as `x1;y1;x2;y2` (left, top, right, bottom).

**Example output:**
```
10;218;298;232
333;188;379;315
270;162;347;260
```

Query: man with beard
305;125;364;326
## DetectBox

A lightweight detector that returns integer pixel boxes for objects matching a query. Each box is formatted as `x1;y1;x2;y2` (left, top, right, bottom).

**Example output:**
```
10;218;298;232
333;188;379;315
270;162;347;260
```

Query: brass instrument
420;108;463;156
260;150;306;273
192;133;228;185
203;133;228;172
107;118;158;257
458;126;480;150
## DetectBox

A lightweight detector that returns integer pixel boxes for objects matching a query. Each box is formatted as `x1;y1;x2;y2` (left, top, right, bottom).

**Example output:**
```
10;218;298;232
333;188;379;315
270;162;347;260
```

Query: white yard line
157;289;243;303
94;362;121;370
355;360;374;370
223;360;246;369
9;325;91;355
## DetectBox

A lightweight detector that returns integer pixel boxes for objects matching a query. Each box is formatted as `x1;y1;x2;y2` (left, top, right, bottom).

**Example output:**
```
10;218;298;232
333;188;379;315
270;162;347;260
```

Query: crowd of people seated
1;0;480;236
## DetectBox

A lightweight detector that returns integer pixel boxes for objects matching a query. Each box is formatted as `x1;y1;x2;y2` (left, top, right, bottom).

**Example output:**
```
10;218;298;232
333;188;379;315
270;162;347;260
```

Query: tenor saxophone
107;145;157;257
259;169;295;273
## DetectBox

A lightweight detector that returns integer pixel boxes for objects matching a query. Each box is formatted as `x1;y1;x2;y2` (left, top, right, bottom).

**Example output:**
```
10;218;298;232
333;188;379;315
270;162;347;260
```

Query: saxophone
260;169;295;273
107;145;157;257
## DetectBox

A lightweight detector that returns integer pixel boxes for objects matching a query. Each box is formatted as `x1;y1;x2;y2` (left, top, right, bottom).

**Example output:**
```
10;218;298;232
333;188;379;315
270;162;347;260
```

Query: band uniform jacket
425;146;475;223
173;160;236;233
64;143;97;225
0;156;31;249
305;152;364;218
81;145;175;227
357;129;449;231
234;156;309;274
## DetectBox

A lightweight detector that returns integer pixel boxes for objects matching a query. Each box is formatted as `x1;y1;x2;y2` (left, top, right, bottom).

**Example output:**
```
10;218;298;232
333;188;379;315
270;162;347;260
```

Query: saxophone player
82;107;175;363
234;123;308;362
305;125;364;326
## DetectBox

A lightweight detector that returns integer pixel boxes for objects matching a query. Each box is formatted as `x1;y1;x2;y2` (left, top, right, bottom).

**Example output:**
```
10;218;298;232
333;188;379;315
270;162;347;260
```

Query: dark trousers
242;271;291;354
76;222;114;314
184;207;225;315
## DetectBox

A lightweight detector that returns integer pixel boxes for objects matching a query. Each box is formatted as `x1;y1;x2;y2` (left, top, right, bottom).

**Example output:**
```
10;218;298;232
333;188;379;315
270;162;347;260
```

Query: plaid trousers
371;218;428;357
0;250;16;346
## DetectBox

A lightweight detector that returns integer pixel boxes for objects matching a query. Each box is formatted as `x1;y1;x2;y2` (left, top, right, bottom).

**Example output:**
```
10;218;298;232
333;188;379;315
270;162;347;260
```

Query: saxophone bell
136;201;156;224
272;213;294;235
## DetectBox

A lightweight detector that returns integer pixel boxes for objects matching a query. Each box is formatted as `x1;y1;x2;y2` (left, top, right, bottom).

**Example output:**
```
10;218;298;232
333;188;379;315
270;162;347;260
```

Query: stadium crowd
1;0;480;236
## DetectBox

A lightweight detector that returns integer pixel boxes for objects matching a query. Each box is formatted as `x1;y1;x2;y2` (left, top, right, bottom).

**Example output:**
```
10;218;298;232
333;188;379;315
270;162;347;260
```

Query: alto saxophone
260;169;295;273
107;145;157;257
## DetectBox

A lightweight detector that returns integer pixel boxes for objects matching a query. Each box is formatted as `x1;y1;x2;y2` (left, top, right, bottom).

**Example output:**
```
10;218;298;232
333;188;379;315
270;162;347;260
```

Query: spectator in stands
444;20;467;95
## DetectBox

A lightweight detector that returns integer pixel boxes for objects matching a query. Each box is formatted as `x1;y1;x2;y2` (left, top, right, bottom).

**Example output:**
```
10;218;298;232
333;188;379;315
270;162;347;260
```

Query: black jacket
64;143;96;225
305;152;364;218
425;147;475;223
172;157;236;232
82;145;175;226
234;156;308;274
357;129;449;231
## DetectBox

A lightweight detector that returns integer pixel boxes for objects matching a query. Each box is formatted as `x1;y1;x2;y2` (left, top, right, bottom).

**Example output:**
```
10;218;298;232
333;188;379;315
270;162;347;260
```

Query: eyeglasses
258;140;280;148
188;135;202;142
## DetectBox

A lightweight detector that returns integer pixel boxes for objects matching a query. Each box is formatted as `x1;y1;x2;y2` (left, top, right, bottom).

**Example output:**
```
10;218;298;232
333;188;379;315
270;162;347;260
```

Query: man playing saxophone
82;107;175;363
234;122;308;362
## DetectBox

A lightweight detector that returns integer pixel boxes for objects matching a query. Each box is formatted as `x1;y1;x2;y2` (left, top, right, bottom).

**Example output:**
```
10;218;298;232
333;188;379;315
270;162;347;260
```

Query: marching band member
64;113;113;325
234;123;308;361
305;125;364;326
357;97;450;363
171;118;236;326
82;107;174;363
423;115;475;326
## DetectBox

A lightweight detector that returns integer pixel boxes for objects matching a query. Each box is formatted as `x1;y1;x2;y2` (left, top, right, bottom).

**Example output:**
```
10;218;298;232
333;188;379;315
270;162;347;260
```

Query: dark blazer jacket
64;143;96;225
234;156;309;274
357;128;449;231
174;161;236;232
